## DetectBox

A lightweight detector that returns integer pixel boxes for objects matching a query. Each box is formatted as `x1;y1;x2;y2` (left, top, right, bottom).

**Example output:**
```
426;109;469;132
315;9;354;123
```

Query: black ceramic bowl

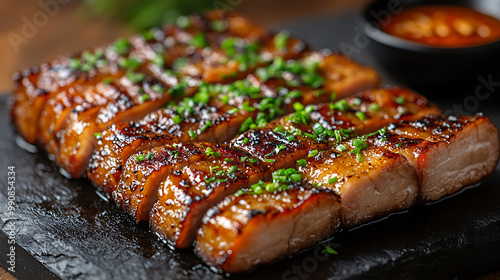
361;0;500;90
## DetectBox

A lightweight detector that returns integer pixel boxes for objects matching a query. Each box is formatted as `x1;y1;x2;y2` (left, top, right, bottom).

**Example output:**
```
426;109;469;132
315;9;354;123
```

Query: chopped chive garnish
126;72;145;84
355;111;366;121
308;149;319;157
240;156;248;162
172;115;183;125
350;98;362;106
190;32;208;48
152;54;165;67
176;16;191;29
205;147;221;157
336;144;348;152
274;31;289;50
135;154;146;161
265;159;276;163
111;38;130;55
322;246;338;256
249;159;258;164
297;159;308;167
94;132;102;140
395;96;405;104
290;174;301;182
229;166;238;173
369;103;380;111
227;108;239;115
328;176;338;184
210;20;226;32
242;138;249;144
188;130;197;140
146;151;154;160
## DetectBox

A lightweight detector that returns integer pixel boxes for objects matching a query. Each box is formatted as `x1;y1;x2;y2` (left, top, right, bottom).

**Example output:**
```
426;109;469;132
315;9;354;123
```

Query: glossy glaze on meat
195;115;499;273
88;52;381;191
148;88;440;249
365;115;500;201
196;145;418;273
9;10;500;276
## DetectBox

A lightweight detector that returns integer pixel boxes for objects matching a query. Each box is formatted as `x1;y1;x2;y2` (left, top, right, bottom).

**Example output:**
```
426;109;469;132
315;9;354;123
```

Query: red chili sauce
381;5;500;47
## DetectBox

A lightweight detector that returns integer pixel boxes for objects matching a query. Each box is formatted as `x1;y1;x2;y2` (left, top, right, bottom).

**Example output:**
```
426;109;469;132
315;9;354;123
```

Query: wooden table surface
1;1;500;279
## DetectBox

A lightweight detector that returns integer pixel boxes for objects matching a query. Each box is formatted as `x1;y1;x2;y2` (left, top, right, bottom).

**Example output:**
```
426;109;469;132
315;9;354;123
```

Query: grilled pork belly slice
196;146;419;273
88;54;380;191
196;185;341;274
88;101;247;194
301;145;419;228
150;145;268;248
366;115;500;201
146;87;439;249
88;79;272;193
55;74;174;178
113;143;207;220
9;11;292;146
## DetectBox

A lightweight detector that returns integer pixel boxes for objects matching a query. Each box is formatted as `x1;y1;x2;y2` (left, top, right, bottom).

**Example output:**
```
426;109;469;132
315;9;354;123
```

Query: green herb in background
83;0;213;31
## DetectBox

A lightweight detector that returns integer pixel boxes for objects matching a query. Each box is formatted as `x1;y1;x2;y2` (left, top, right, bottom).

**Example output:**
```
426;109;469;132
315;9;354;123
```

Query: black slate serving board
1;10;500;280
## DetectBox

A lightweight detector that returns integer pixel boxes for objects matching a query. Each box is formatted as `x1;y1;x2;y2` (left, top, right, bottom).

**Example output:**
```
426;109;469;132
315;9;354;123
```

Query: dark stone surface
1;10;500;280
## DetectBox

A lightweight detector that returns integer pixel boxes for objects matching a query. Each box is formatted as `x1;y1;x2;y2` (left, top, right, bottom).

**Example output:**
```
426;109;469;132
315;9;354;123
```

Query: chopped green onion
152;54;165;67
395;96;405;105
111;38;130;55
369;103;380;111
328;176;338;184
274;31;289;50
188;130;197;140
176;16;191;29
355;111;367;121
297;159;308;167
136;154;146;161
308;149;319;158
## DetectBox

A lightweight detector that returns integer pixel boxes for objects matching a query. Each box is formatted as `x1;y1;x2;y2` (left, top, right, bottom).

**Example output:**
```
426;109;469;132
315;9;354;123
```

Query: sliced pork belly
55;74;174;178
113;143;207;220
88;79;273;193
88;54;380;191
196;185;340;274
144;88;439;248
196;146;419;273
366;115;500;201
150;145;269;248
9;11;292;150
88;102;248;194
301;145;419;227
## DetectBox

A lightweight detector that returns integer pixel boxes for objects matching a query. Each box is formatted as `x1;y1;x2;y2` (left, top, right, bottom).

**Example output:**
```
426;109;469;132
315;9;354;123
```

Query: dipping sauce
381;5;500;47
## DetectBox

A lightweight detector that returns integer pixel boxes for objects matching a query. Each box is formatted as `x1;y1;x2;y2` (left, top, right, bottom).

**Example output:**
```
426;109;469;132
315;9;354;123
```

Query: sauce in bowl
381;5;500;47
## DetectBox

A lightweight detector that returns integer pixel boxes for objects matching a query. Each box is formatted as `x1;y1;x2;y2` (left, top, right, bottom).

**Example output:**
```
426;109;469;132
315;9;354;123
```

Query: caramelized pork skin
196;146;419;273
89;52;381;190
146;88;439;249
195;115;499;273
366;115;500;201
11;11;310;178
